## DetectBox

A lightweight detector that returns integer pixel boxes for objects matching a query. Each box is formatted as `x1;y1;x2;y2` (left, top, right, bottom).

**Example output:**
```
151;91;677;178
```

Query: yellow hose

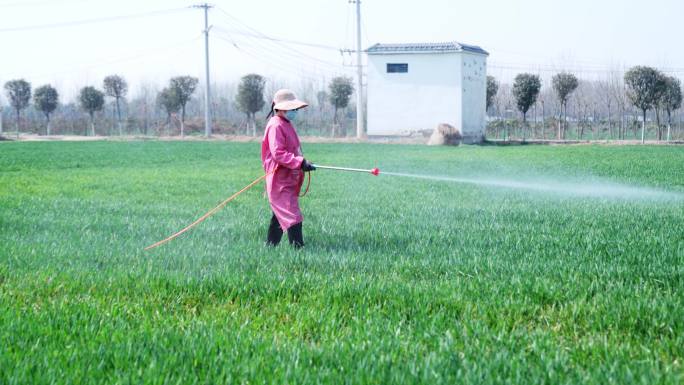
144;170;275;251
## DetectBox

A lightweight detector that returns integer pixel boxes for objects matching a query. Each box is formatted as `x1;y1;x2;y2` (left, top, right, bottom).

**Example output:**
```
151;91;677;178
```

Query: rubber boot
287;222;304;249
266;214;283;246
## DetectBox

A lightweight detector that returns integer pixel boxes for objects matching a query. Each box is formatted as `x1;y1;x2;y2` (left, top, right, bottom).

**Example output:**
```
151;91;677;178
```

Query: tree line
8;66;678;142
486;66;683;142
1;74;355;138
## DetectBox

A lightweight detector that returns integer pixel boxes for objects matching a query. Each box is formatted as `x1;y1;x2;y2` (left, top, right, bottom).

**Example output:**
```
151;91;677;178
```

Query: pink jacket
261;115;305;230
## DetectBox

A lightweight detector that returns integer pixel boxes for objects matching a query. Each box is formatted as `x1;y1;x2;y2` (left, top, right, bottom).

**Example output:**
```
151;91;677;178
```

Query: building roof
366;41;488;55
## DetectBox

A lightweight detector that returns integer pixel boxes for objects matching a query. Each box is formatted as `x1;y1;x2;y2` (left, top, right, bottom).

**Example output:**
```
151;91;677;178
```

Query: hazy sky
1;0;682;101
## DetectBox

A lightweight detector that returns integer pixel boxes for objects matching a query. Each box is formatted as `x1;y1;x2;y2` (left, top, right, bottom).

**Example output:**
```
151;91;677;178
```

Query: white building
366;41;489;143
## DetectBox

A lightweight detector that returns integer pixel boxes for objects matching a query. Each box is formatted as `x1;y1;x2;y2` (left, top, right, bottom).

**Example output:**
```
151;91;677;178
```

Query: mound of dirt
427;123;462;146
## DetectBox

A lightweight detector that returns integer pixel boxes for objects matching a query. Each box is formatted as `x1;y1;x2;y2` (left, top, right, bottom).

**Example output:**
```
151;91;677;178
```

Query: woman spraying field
143;89;374;252
262;89;316;248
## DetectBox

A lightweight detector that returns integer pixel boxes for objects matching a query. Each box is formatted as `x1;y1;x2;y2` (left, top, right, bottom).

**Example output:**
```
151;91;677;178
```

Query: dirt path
1;134;682;146
0;134;428;144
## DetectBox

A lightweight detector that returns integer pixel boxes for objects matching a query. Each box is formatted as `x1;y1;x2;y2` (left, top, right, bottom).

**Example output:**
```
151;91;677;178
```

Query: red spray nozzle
371;168;380;176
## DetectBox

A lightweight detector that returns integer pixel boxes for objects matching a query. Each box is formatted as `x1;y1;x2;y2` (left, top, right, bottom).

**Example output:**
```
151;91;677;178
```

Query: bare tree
573;83;586;139
537;87;555;140
578;81;598;139
596;78;614;139
607;71;628;140
495;83;514;139
132;83;157;136
316;90;328;113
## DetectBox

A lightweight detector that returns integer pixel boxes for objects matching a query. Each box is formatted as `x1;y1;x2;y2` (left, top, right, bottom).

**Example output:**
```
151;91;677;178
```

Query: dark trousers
266;213;304;248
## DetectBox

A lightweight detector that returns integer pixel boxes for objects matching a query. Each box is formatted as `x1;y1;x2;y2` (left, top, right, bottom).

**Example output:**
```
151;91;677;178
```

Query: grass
1;141;683;384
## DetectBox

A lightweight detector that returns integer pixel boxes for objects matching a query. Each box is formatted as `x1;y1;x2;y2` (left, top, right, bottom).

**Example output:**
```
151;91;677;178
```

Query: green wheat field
1;141;683;384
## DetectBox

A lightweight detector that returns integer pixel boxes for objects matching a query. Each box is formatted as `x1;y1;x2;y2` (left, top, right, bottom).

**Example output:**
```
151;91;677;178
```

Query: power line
210;14;353;72
213;37;321;82
213;28;353;72
212;31;317;75
212;34;342;84
210;7;341;51
213;35;343;83
213;26;341;51
0;7;188;33
214;7;354;65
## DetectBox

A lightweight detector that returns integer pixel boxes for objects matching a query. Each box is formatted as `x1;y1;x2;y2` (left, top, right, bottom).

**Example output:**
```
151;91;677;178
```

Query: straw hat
273;89;308;111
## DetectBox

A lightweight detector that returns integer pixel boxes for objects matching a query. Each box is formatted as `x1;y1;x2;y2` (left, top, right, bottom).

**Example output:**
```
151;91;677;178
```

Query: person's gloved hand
301;159;316;172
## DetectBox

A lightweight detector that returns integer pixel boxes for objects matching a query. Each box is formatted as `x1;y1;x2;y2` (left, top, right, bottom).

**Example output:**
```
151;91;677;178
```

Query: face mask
285;110;298;121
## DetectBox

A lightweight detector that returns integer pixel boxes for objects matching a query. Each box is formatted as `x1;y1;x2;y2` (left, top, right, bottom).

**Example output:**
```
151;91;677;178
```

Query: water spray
314;165;681;200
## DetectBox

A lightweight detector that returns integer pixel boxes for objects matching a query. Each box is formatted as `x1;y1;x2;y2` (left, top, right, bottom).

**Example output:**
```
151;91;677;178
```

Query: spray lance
313;164;381;176
144;163;381;250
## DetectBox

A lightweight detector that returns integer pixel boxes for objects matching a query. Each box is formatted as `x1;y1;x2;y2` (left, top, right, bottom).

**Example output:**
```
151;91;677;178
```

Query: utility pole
352;0;364;138
193;3;213;137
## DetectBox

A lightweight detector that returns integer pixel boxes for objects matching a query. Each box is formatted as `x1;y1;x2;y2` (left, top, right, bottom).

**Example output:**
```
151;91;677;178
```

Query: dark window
386;63;408;73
